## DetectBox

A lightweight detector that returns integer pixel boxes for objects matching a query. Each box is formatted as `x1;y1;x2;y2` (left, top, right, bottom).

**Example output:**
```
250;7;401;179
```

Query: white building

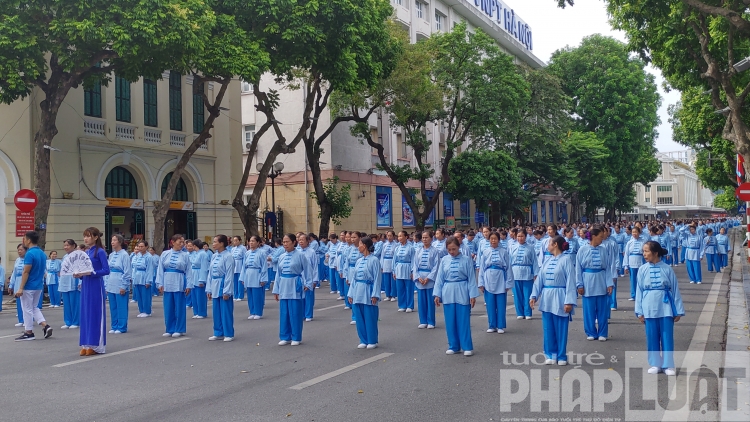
242;0;548;234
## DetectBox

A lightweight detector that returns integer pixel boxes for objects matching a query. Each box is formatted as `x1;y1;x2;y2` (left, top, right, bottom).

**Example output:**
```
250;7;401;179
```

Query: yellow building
0;72;245;263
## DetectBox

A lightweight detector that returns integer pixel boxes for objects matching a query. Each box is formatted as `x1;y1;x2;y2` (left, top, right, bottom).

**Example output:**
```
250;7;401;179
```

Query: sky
508;0;683;152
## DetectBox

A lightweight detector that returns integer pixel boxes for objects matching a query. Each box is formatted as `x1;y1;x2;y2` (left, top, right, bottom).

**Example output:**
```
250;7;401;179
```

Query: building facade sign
472;0;533;51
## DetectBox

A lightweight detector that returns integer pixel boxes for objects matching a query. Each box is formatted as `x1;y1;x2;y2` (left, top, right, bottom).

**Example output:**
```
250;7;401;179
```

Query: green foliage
548;34;661;214
446;150;522;215
713;188;738;213
560;132;616;217
309;177;352;225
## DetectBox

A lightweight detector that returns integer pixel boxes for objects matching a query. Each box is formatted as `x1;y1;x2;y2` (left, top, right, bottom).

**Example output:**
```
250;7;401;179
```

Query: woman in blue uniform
106;235;132;334
530;236;577;366
9;245;27;327
393;231;415;313
59;240;81;329
241;235;268;320
77;227;110;355
380;231;396;302
273;233;313;346
298;233;319;321
703;228;720;273
132;241;154;318
326;233;340;295
478;231;514;333
635;241;685;376
344;232;363;323
716;227;731;270
208;235;235;342
413;231;440;329
685;225;705;284
623;226;646;300
511;231;539;320
45;251;62;307
155;235;193;337
434;237;480;356
188;240;209;319
230;236;247;301
576;227;614;341
348;237;382;349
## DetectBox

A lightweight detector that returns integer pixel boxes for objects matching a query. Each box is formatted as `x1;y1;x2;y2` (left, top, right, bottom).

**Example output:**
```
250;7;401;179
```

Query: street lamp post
257;161;284;237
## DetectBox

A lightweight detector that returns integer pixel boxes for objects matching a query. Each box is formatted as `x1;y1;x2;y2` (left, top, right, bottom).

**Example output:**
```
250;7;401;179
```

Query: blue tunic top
433;254;480;305
10;257;24;290
716;234;731;254
392;243;415;280
478;246;514;294
231;245;247;274
45;259;61;285
239;247;269;288
273;249;313;300
155;249;193;292
510;241;539;281
623;237;646;271
189;249;210;287
703;235;717;255
685;234;705;260
380;241;396;273
531;254;577;318
412;246;440;290
348;255;382;305
300;246;319;283
575;244;613;297
208;249;234;297
635;260;685;319
131;252;154;286
106;249;132;293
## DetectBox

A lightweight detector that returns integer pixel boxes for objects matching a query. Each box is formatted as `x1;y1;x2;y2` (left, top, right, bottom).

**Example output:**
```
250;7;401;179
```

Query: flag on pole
737;154;745;185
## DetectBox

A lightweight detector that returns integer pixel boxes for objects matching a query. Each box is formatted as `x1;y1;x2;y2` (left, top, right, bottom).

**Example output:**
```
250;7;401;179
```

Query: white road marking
289;352;394;390
315;304;346;312
0;334;19;339
52;337;190;368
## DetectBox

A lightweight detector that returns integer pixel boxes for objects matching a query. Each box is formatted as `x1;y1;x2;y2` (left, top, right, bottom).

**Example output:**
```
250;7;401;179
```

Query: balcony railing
83;118;105;138
144;128;162;144
170;133;186;148
115;124;135;141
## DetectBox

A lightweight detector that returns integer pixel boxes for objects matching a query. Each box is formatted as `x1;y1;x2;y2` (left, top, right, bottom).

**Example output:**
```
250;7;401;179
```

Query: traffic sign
16;210;34;237
739;204;747;215
14;189;38;212
735;183;750;201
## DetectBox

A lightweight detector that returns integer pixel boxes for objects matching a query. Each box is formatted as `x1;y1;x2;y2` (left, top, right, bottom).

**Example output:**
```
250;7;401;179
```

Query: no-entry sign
14;189;38;212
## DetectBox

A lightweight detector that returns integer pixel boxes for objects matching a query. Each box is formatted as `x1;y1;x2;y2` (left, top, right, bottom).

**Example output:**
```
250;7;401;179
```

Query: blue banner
376;187;392;228
475;211;485;225
541;201;546;223
426;190;435;226
443;192;454;217
532;202;537;224
402;195;415;227
460;200;470;219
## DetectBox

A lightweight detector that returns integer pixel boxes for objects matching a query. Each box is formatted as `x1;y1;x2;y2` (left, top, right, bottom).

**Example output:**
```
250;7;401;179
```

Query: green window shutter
193;83;205;134
143;79;157;127
169;71;182;131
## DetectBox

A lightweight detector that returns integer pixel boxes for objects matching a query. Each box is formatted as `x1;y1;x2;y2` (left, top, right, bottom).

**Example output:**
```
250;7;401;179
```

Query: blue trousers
267;268;275;291
542;311;569;361
133;284;140;303
680;247;686;263
304;287;315;319
135;285;153;315
645;317;675;369
485;291;507;330
720;253;728;268
185;287;193;307
48;284;60;306
329;268;338;292
212;296;234;338
107;292;129;332
340;274;350;305
16;299;22;323
583;295;608;338
513;280;533;317
61;290;80;326
37;290;43;309
395;278;414;309
671;247;678;264
0;290;2;312
629;267;639;299
665;254;672;265
609;280;618;310
192;285;208;317
686;259;702;282
233;273;245;299
444;303;472;352
353;303;379;345
163;291;187;334
706;254;720;272
248;287;265;316
618;254;624;276
417;287;436;325
382;272;394;298
279;299;304;341
318;257;326;283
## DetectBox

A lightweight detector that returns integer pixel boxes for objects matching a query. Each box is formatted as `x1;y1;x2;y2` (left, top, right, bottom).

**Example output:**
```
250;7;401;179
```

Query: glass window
657;185;672;192
84;80;102;118
169;71;182;131
161;172;189;201
244;124;256;144
415;1;423;19
657;197;673;205
115;76;130;122
435;13;443;31
645;185;651;192
241;80;253;93
193;83;205;134
105;167;138;199
143;79;158;127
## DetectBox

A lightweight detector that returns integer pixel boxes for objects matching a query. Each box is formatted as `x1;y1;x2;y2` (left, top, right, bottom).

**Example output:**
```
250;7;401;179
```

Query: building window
397;133;407;158
193;83;205;134
105;167;138;199
244;124;256;145
644;197;650;203
657;197;673;205
84;81;102;118
415;1;423;19
143;79;158;127
169;71;183;131
241;80;253;93
645;185;651;192
657;185;672;192
435;12;443;31
394;0;403;6
115;76;130;122
161;172;189;201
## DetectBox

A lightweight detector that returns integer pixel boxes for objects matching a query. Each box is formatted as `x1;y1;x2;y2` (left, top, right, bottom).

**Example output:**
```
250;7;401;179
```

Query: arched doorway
105;166;145;253
161;172;196;246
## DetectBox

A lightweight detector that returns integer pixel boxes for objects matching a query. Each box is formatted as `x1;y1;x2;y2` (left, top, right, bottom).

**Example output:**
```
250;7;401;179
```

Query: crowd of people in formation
2;218;739;372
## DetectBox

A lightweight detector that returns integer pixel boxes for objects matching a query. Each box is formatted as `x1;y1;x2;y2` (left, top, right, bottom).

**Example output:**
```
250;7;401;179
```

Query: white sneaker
418;324;428;329
172;333;182;338
405;308;413;313
129;300;136;303
195;316;205;319
696;281;702;284
497;329;505;334
70;325;79;328
248;316;255;320
192;315;198;319
427;324;435;329
337;296;345;300
516;316;524;320
344;306;351;310
397;308;405;312
305;318;312;322
587;336;595;341
114;330;122;334
445;349;456;355
144;314;151;317
350;321;356;325
525;316;532;320
628;297;635;301
664;368;676;376
690;281;695;284
254;315;262;320
291;341;300;346
610;308;617;311
487;328;496;333
647;366;661;374
14;323;23;327
358;343;367;349
209;336;223;341
558;360;568;366
330;291;337;294
108;330;115;334
223;337;234;342
278;340;290;346
390;297;396;302
136;313;145;318
463;350;473;356
61;325;69;329
545;359;556;365
598;336;607;342
366;344;378;349
163;333;172;337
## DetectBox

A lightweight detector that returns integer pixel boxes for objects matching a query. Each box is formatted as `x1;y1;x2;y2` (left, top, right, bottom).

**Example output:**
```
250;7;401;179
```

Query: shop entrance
104;166;145;253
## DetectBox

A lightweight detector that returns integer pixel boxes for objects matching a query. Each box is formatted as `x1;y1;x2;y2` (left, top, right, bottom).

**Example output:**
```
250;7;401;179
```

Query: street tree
560;132;615;221
548;34;661;219
0;0;214;248
309;177;353;227
713;189;738;213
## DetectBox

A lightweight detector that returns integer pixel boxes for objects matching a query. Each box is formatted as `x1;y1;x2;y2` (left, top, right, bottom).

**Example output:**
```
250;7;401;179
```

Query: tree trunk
318;202;333;239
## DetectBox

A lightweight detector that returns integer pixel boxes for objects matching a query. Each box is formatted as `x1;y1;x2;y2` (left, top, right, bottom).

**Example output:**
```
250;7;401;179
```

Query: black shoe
15;332;35;341
43;325;53;338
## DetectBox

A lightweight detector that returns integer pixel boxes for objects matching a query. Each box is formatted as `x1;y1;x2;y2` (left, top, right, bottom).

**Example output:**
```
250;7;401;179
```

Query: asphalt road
0;255;731;422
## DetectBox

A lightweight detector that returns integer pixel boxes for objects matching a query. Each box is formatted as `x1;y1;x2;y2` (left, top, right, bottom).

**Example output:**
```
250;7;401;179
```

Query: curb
723;229;750;419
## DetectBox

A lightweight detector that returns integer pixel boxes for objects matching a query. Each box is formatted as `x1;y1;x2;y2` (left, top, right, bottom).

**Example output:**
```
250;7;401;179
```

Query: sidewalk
724;230;750;419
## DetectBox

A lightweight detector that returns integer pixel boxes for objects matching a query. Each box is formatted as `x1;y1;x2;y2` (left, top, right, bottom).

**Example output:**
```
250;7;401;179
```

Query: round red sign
14;189;38;212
